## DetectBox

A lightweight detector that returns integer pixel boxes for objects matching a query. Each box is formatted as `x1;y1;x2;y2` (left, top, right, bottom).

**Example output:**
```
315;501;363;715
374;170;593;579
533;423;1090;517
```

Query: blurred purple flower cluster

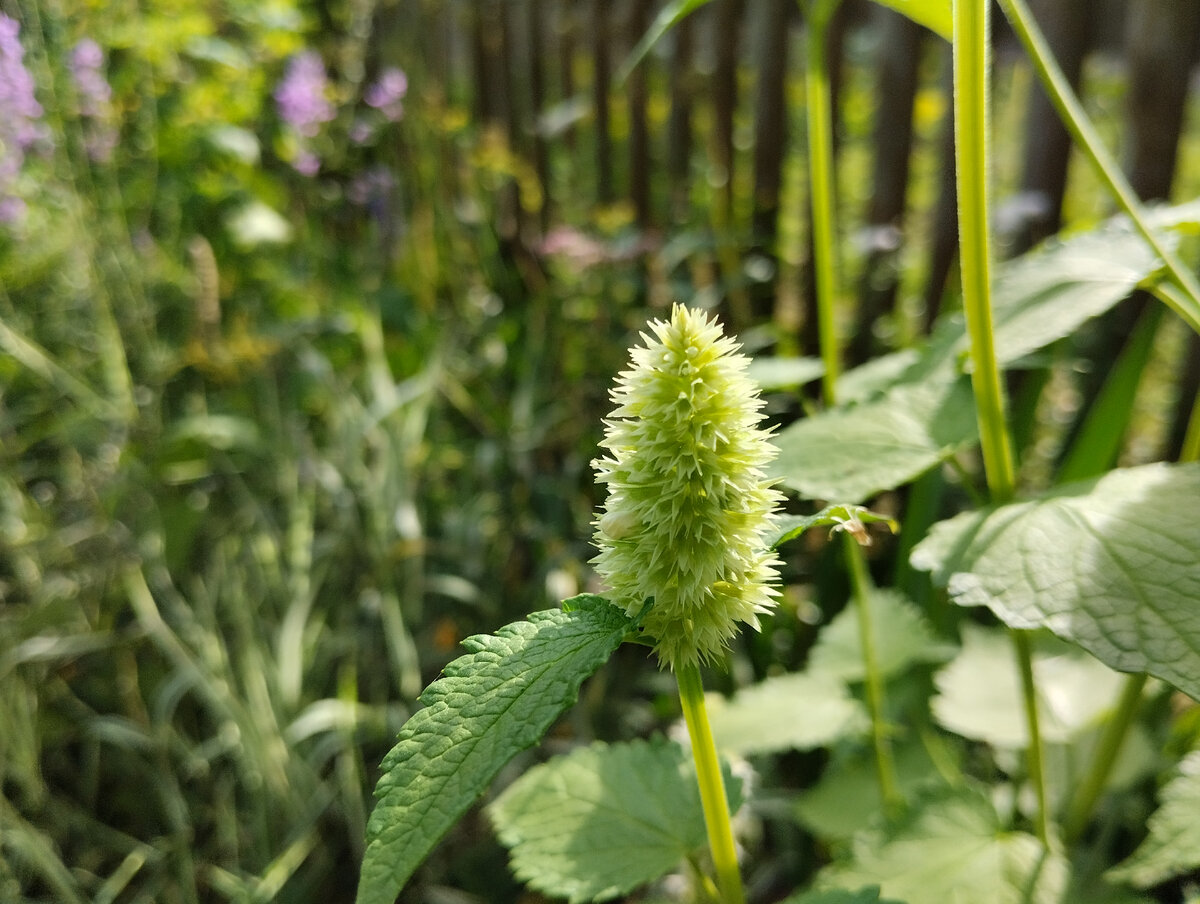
70;38;116;162
364;67;407;122
0;13;45;224
274;51;335;175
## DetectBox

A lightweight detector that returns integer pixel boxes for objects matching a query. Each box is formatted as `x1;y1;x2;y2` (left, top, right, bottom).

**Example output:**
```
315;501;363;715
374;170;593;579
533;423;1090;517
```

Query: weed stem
677;663;745;904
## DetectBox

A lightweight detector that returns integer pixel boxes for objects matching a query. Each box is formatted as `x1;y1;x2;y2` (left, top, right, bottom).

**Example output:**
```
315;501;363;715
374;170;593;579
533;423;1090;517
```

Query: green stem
804;0;842;406
1063;673;1147;843
1012;630;1052;845
677;663;745;904
997;0;1200;336
953;0;1050;846
845;536;901;810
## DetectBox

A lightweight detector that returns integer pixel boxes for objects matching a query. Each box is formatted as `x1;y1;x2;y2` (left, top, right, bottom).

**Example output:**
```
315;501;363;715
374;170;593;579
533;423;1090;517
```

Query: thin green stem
804;0;842;406
1063;673;1147;843
953;0;1050;846
677;663;745;904
998;0;1200;336
845;536;900;811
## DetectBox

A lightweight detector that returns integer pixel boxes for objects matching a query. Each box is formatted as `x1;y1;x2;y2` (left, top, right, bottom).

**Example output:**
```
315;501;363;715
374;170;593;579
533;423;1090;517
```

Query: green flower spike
592;304;783;671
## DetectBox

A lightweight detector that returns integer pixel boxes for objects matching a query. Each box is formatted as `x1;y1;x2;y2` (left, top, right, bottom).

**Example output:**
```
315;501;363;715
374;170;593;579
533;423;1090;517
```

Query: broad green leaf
781;886;904;904
772;504;899;549
818;791;1068;904
931;626;1126;748
795;741;958;841
866;0;951;40
357;596;633;904
1107;751;1200;888
911;462;1200;702
706;672;868;756
770;376;976;502
748;355;825;391
488;738;741;904
808;589;955;683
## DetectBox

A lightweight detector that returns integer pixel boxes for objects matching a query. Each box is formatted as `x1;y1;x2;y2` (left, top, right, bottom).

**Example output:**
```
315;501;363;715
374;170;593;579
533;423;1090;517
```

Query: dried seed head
591;304;783;670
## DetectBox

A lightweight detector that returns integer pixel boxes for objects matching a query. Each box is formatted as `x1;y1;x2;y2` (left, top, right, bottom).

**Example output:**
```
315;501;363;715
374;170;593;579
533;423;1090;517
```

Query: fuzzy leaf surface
487;738;741;904
808;589;955;683
819;791;1067;904
770;376;976;502
706;672;868;756
357;596;632;904
1108;751;1200;888
911;462;1200;701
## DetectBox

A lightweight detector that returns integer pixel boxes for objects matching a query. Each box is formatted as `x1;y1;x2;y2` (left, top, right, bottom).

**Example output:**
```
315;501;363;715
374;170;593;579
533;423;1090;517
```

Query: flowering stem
953;0;1049;846
677;663;745;904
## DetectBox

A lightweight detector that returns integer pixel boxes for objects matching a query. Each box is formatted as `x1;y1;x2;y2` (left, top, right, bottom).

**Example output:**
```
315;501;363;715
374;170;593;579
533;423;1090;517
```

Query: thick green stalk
804;0;841;405
677;663;745;904
845;536;900;810
803;0;898;809
998;0;1200;336
953;0;1050;845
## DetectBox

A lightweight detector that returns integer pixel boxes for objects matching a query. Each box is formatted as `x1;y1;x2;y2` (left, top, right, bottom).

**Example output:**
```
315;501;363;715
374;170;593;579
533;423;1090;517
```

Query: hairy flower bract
592;304;783;670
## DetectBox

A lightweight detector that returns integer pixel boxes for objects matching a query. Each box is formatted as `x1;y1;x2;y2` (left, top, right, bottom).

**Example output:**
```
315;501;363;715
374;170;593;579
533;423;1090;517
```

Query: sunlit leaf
488;738;741;904
772;504;898;549
819;791;1068;904
748;355;825;391
770;376;976;503
931;626;1127;748
706;672;868;756
808;589;955;683
780;886;904;904
911;462;1200;702
356;596;632;904
1108;751;1200;888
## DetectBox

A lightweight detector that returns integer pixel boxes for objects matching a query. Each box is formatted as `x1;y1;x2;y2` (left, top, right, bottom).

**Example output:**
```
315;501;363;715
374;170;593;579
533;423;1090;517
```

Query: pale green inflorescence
591;304;784;671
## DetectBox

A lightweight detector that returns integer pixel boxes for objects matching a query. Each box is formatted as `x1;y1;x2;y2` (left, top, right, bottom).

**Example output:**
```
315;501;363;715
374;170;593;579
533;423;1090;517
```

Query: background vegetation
1;0;1199;902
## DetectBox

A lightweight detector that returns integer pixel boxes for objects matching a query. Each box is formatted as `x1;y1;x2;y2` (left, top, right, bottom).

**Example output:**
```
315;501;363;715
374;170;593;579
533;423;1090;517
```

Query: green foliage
488;737;741;904
866;0;952;40
1108;751;1200;889
913;462;1200;701
358;597;633;904
808;589;954;683
706;672;868;756
818;790;1069;904
780;886;903;904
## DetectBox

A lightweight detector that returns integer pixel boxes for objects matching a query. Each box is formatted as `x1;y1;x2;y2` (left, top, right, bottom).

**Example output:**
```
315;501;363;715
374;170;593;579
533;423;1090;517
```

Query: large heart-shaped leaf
911;462;1200;702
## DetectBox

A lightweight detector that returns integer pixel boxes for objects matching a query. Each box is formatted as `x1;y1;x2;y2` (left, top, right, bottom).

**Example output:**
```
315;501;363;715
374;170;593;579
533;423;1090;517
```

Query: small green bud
591;304;783;670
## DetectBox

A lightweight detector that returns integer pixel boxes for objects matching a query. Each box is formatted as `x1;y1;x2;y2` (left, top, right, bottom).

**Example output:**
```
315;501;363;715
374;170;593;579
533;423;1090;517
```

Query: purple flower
69;38;116;161
274;51;334;138
0;14;44;224
364;66;407;122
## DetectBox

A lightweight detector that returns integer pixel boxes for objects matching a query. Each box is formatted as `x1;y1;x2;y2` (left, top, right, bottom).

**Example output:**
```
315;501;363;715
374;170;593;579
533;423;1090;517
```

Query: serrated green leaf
867;0;951;39
487;738;741;904
911;462;1200;702
772;505;899;549
808;589;955;683
1107;751;1200;888
931;626;1126;748
819;791;1068;904
748;356;825;391
706;672;868;756
357;596;632;904
770;376;976;503
795;740;958;842
780;885;904;904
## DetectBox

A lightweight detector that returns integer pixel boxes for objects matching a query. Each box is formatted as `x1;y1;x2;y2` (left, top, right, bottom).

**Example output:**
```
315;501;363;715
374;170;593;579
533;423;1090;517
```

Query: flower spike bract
592;305;783;670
